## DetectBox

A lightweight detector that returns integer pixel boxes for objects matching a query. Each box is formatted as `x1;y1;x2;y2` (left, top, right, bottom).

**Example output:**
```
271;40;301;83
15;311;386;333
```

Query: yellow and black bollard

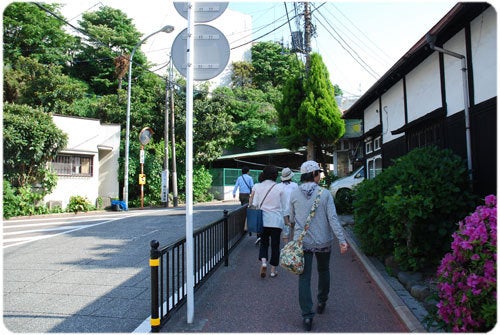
150;240;161;332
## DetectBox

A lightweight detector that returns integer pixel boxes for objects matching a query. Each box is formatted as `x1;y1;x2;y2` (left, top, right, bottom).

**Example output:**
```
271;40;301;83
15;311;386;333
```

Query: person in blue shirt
233;166;254;205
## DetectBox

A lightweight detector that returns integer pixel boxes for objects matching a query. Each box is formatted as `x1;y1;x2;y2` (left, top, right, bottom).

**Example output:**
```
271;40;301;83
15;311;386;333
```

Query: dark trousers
299;251;331;318
239;193;250;205
258;227;282;266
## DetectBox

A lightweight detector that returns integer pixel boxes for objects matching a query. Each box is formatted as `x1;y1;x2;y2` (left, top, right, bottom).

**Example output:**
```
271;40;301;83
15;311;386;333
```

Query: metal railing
149;205;247;332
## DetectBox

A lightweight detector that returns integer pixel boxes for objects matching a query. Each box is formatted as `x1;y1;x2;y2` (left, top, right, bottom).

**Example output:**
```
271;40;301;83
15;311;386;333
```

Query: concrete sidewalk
160;216;425;333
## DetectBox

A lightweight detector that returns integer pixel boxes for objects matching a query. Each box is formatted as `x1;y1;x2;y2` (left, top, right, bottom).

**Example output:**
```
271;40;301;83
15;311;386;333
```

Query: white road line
3;211;146;249
3;225;90;235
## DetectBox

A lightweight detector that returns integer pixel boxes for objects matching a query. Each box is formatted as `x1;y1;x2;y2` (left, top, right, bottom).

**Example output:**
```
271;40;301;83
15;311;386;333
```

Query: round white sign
174;2;228;23
171;24;230;81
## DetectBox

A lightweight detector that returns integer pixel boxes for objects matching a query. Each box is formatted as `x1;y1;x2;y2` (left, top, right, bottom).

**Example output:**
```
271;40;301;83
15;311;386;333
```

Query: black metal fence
149;206;247;332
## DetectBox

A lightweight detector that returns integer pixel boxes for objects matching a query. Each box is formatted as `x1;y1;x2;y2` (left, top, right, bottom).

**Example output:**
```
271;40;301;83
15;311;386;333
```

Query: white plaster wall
364;100;380;132
98;124;121;199
380;80;405;144
471;6;497;104
443;30;467;116
406;53;442;121
45;116;120;209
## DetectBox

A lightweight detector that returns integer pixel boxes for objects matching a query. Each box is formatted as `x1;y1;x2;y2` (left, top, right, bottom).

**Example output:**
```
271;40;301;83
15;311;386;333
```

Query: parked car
329;166;365;199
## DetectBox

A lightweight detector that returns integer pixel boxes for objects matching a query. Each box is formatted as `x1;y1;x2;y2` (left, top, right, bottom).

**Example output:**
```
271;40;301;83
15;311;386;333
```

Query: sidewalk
160;215;425;333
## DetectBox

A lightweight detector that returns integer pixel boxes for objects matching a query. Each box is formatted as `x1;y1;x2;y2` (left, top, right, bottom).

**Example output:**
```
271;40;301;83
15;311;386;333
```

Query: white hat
281;168;294;181
300;160;323;174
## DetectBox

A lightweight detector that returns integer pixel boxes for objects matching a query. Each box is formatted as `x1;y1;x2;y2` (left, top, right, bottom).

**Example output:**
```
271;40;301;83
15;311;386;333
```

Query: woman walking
289;160;349;331
250;165;288;278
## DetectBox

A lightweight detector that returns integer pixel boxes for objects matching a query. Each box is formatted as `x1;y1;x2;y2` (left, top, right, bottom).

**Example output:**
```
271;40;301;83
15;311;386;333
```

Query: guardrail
149;206;247;332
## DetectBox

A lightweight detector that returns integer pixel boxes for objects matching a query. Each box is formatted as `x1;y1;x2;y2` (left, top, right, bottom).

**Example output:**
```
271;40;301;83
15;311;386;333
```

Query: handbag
279;188;323;275
246;183;276;233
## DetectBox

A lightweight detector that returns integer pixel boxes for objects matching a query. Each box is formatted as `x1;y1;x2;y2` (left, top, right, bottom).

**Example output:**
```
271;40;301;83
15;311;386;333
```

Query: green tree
71;6;142;95
3;103;67;188
277;53;344;169
3;2;78;67
251;41;302;90
276;72;306;149
3;56;89;113
231;61;254;88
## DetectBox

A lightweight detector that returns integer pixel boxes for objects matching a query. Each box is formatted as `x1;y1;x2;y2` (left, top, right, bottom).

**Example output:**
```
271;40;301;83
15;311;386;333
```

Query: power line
319;4;392;69
314;9;380;79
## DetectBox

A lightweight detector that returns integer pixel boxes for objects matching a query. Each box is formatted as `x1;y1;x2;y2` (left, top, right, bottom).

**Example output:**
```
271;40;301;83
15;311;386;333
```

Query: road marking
3;211;147;249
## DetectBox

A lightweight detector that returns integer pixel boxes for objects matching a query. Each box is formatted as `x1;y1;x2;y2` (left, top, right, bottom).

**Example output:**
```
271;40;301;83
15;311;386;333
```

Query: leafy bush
66;195;94;214
3;180;53;218
435;195;496;332
178;166;214;203
334;188;355;214
353;146;476;271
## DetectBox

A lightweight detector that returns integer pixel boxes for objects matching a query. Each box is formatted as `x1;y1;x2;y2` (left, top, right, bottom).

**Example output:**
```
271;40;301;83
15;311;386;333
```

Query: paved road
161;230;408;333
3;202;240;333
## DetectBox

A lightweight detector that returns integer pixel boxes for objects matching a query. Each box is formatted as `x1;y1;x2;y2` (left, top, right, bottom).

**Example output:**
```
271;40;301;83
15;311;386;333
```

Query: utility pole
169;60;179;207
304;1;312;74
303;1;315;160
163;75;170;207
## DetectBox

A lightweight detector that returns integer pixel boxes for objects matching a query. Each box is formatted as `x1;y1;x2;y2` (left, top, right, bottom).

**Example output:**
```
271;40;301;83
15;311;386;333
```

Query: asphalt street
3;202;240;333
3;202;426;333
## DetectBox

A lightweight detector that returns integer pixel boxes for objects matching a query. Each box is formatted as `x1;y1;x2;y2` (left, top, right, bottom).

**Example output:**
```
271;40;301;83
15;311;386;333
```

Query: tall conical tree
277;52;344;169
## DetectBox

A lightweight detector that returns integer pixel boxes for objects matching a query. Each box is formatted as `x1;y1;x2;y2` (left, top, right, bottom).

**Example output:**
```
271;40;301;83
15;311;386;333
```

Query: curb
345;233;427;332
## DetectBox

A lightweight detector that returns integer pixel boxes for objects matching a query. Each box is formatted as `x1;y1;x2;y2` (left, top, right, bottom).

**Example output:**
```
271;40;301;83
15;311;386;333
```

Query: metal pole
140;145;144;208
170;59;179;207
163;73;170;207
460;57;473;184
185;1;195;324
123;25;174;209
426;38;473;184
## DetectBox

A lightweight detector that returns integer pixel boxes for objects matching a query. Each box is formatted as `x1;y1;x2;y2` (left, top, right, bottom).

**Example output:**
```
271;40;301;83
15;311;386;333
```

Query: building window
367;155;382;179
50;154;94;177
365;141;373;154
374;136;381;151
407;122;443;150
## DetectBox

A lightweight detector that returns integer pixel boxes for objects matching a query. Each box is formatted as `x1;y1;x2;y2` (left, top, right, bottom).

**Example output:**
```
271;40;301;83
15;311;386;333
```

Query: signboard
139;149;145;164
139;174;146;185
161;170;168;202
343;119;363;138
171;24;230;81
174;2;228;22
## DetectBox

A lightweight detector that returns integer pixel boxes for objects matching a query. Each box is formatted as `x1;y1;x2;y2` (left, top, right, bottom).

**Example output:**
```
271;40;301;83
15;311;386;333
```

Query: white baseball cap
300;160;323;174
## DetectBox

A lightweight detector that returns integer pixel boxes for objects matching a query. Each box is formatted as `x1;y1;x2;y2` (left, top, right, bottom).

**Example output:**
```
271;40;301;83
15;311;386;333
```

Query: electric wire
319;3;392;68
314;10;380;79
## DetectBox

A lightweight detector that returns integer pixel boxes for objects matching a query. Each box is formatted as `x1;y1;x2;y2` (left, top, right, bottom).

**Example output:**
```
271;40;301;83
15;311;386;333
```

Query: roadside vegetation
2;3;344;217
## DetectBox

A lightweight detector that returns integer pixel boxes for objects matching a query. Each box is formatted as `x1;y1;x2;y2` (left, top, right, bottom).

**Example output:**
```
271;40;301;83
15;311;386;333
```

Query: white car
329;166;365;198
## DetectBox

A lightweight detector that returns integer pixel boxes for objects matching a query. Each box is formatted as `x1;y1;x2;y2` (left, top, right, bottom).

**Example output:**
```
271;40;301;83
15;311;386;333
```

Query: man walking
233;166;254;205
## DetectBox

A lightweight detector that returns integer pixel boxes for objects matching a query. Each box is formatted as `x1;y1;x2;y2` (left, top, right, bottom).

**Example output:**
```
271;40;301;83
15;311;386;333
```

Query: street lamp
123;25;175;208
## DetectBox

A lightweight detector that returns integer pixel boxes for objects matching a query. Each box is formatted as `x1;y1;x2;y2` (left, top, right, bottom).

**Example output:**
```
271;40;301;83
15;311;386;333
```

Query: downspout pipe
426;34;473;185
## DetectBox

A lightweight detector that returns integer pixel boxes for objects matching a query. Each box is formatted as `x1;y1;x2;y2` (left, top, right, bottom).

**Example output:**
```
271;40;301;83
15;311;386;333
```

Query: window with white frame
50;154;94;177
374;136;381;151
365;141;373;154
367;155;382;179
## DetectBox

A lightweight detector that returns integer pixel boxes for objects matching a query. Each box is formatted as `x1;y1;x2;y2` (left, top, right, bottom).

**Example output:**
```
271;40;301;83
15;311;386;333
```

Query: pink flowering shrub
436;194;497;332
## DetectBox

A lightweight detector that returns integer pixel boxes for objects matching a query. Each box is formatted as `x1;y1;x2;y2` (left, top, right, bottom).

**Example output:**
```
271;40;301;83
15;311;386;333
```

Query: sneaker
317;302;326;314
303;318;313;331
255;237;261;245
260;263;267;278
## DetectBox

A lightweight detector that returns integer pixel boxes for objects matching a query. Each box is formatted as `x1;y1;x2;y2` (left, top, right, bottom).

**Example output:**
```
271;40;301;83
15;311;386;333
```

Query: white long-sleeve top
251;180;287;229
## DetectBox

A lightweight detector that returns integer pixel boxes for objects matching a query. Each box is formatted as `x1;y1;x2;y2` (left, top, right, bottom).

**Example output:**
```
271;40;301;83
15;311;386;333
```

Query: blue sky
58;1;458;96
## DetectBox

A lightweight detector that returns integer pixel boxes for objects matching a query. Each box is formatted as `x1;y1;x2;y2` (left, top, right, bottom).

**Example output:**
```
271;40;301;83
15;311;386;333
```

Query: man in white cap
280;167;298;243
289;160;349;331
